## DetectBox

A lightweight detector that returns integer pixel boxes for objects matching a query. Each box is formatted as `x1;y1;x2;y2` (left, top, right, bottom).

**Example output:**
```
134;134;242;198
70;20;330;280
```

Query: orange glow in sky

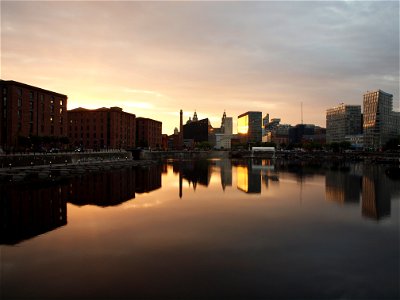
2;1;399;134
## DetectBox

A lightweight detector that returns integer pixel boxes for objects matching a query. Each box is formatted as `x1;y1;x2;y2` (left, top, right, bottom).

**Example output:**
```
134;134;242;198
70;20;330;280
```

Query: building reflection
325;165;392;221
216;159;232;190
237;162;261;194
361;166;390;220
68;165;162;206
325;170;362;204
68;168;137;207
1;165;163;244
176;160;211;190
136;165;162;194
0;183;68;245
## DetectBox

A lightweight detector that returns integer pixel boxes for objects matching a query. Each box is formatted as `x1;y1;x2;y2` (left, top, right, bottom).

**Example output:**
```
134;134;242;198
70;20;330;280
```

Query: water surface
1;159;399;299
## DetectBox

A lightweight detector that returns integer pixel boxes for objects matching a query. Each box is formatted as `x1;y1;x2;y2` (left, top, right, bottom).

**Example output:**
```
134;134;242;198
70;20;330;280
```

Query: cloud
2;1;398;133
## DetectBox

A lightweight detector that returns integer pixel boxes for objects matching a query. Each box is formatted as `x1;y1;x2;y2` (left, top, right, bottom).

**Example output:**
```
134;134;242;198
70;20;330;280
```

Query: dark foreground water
1;159;399;299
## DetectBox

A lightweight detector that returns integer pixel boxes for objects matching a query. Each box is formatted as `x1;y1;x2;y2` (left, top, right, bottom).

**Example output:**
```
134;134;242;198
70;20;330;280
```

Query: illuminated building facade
363;90;398;150
0;80;68;150
237;111;262;143
68;107;136;149
326;103;362;144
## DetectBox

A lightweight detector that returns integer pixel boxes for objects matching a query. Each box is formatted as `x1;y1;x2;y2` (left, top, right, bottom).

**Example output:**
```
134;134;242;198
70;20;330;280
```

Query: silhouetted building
237;111;262;143
68;107;136;149
326;103;362;143
183;117;213;144
288;124;315;144
363;90;399;150
0;80;68;150
136;117;162;149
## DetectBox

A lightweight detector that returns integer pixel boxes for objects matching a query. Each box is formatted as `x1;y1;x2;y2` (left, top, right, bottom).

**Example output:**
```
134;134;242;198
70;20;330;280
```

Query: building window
18;98;22;107
51;126;54;134
3;96;6;107
50;117;53;123
2;87;6;94
60;127;63;134
29;123;33;133
41;125;44;133
60;99;63;106
30;111;34;122
17;88;22;96
60;108;63;114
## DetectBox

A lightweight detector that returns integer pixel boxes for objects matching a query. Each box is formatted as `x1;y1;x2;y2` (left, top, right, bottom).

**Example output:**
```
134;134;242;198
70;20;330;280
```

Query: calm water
1;159;399;299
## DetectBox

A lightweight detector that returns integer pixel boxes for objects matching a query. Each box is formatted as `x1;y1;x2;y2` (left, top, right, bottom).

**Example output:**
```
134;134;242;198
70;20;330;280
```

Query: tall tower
193;110;198;122
179;109;183;149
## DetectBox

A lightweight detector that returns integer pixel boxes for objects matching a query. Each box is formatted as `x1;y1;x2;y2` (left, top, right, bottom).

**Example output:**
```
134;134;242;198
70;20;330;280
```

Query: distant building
288;124;315;144
0;80;68;150
68;107;136;149
183;116;213;144
237;111;262;143
363;90;399;150
326;103;362;144
136;117;162;149
221;111;233;135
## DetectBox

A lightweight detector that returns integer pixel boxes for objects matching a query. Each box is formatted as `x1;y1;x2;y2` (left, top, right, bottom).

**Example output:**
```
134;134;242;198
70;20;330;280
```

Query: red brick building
68;107;136;149
136;117;162;149
0;80;68;150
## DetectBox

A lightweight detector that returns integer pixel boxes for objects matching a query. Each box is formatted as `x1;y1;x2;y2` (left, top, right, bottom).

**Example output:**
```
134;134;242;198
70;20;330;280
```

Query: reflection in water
135;165;162;194
362;166;391;220
325;167;362;204
2;159;399;299
0;165;162;244
68;169;136;207
216;159;232;190
0;183;67;245
325;164;393;221
236;159;275;194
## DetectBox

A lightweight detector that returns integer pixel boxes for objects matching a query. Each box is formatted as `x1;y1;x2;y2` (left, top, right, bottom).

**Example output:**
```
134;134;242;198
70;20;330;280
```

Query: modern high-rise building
0;80;68;150
326;103;362;144
136;117;162;149
363;90;398;150
237;111;262;143
68;106;136;149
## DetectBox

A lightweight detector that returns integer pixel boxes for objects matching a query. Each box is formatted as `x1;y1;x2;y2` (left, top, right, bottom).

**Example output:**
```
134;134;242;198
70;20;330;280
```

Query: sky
1;0;399;134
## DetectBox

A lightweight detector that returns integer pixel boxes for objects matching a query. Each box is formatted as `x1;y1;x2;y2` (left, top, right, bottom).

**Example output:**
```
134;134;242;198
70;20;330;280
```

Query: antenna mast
301;102;303;125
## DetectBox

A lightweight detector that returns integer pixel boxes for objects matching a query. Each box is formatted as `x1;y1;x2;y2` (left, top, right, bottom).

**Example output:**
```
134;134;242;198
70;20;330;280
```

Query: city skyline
2;1;399;134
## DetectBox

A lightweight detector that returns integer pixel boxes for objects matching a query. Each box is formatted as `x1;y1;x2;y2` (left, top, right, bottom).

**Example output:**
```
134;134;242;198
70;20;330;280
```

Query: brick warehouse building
0;80;68;150
136;117;162;149
68;107;136;150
